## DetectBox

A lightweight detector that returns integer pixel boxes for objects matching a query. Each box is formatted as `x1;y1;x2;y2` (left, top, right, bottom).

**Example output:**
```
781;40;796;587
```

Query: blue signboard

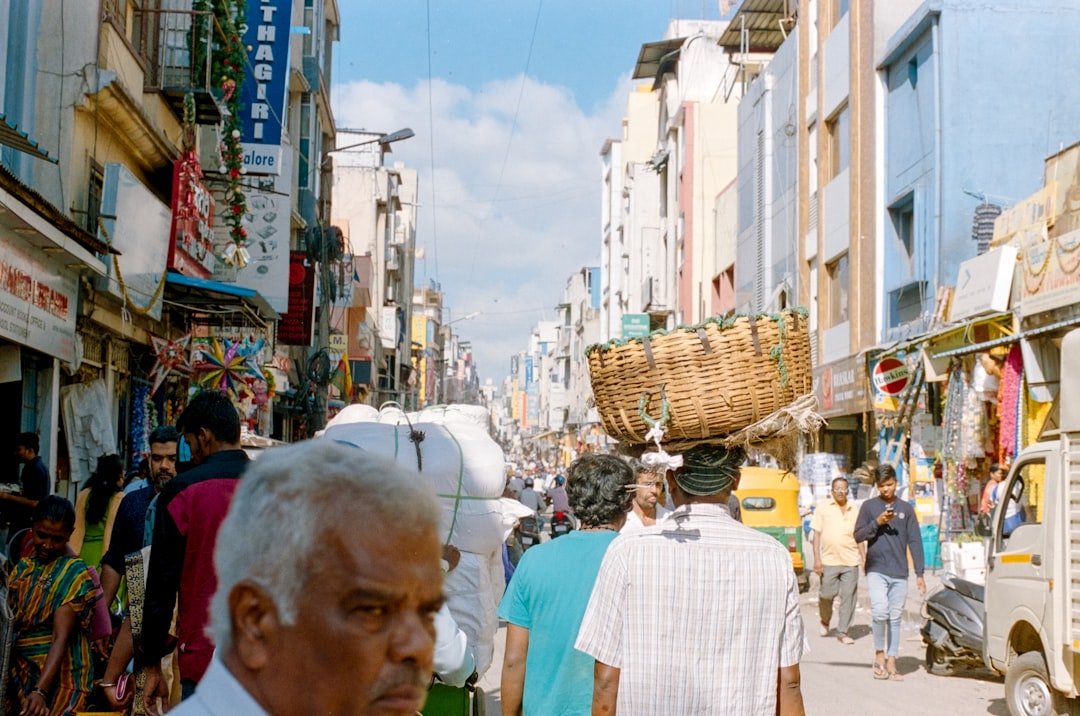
524;355;534;387
240;0;293;174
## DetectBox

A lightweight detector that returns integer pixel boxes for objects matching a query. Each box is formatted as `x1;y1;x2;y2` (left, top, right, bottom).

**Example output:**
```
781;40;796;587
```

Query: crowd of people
1;396;937;715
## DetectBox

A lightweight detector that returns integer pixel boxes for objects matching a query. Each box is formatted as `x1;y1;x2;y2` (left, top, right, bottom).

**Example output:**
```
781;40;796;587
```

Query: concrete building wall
879;0;1080;341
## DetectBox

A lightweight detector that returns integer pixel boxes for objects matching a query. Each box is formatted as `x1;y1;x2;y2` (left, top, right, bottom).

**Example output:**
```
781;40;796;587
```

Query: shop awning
717;0;797;52
0;113;56;163
632;38;685;88
929;314;1080;359
164;272;280;324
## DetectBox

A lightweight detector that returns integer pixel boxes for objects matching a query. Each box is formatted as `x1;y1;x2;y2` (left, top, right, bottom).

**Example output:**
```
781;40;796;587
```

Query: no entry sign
873;357;910;395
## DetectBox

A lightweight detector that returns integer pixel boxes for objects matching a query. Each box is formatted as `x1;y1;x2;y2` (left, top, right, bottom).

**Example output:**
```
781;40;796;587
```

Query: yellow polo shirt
810;499;861;567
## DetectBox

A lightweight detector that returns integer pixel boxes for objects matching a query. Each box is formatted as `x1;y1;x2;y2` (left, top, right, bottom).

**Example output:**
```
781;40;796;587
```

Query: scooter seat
948;576;985;603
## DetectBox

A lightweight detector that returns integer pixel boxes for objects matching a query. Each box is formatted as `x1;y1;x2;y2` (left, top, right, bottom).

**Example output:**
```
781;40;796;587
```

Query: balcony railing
135;8;223;124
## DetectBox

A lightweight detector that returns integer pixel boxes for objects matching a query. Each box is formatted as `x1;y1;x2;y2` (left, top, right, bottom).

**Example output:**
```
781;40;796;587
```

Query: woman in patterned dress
6;495;99;716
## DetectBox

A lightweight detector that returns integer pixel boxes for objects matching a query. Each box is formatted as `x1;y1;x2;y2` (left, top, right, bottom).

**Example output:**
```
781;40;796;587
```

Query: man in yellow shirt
811;476;864;645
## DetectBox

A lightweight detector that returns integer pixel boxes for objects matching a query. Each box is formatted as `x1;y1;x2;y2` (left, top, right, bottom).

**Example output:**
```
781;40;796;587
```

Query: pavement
807;567;945;635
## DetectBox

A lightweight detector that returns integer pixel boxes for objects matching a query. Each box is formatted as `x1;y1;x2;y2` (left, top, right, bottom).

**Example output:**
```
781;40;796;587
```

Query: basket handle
696;328;713;354
642;336;656;370
747;315;762;356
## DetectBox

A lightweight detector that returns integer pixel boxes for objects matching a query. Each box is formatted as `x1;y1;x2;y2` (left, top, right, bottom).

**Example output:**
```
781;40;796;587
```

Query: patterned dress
6;554;98;716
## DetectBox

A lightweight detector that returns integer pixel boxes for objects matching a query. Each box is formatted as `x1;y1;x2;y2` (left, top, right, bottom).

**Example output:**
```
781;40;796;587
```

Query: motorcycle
515;515;541;551
921;572;986;675
550;511;574;539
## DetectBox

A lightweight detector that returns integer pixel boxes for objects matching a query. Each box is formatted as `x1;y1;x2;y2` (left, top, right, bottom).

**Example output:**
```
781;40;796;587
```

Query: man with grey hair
577;444;807;715
170;439;445;716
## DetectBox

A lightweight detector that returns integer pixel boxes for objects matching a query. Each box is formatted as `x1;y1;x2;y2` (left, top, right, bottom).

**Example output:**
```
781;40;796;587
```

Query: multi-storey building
0;1;339;489
330;131;418;407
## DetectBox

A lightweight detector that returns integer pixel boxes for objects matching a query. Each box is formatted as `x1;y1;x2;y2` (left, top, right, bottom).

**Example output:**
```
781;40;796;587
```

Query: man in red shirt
142;391;250;713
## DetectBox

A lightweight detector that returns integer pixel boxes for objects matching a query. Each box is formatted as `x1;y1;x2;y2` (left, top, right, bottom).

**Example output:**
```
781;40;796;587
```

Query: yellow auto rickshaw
734;467;809;593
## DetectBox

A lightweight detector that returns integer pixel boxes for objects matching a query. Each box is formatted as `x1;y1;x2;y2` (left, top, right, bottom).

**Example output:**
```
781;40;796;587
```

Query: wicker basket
586;309;813;444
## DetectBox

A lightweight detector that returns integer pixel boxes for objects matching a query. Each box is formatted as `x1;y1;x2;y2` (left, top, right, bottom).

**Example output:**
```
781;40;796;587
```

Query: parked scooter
921;572;986;675
550;511;574;539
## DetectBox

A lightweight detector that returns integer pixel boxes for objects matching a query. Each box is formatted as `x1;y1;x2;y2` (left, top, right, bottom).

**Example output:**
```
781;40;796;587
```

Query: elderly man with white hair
170;439;446;716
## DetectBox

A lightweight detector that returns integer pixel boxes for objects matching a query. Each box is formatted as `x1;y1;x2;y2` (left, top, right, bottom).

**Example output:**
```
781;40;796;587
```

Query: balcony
135;8;223;124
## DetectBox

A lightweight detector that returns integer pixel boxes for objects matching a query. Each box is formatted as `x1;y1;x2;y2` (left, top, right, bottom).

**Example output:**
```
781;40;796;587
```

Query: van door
985;457;1048;668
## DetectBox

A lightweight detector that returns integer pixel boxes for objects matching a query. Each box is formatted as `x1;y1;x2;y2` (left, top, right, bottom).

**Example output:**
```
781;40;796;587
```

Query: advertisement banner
525;355;534;387
1019;226;1080;317
168;150;216;279
277;252;314;345
240;0;292;174
0;238;78;363
97;163;171;320
813;355;869;417
213;147;292;312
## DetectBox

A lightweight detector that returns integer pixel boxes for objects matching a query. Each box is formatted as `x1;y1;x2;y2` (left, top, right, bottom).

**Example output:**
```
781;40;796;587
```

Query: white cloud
332;72;634;383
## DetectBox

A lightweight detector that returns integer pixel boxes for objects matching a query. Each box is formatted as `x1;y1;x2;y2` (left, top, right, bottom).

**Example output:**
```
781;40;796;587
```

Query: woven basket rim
586;306;809;355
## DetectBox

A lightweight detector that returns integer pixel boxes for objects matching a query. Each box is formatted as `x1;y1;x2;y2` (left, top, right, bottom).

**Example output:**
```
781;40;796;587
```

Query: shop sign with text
169;150;215;279
240;0;292;174
0;238;77;362
813;355;869;417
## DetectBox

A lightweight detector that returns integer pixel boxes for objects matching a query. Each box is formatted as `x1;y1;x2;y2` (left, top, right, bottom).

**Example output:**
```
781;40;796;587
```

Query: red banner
277;252;315;345
168;150;216;279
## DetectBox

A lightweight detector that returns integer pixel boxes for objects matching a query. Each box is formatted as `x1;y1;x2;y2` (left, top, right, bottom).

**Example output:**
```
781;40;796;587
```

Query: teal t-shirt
497;530;620;716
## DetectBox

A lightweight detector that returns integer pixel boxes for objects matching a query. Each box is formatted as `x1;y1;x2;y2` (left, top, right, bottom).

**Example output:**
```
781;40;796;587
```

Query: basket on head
586;308;813;444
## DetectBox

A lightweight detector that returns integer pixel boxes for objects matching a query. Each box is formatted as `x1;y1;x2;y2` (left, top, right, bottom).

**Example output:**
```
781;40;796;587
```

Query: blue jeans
867;572;906;658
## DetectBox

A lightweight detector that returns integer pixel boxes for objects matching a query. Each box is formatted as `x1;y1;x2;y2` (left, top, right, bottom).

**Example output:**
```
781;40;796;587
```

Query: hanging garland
193;0;250;267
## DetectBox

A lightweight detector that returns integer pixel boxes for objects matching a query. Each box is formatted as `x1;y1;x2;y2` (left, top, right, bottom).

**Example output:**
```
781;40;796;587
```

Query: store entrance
0;379;22;484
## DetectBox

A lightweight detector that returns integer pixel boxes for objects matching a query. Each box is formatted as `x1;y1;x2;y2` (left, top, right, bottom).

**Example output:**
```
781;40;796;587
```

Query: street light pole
314;127;414;431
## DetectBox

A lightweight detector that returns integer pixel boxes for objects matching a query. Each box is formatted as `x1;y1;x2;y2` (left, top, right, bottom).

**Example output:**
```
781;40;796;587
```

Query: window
826;253;849;327
995;460;1044;548
825;106;849;182
890;198;914;261
85;161;104;236
889;282;926;327
742;497;776;511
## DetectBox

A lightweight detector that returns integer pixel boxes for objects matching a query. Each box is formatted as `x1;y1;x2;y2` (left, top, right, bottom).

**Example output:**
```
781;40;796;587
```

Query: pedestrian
97;425;182;712
499;454;634;715
620;458;669;532
142;392;250;714
69;454;125;570
811;476;863;645
6;432;50;530
854;463;926;681
6;495;100;716
979;463;1005;516
169;440;443;716
576;444;807;715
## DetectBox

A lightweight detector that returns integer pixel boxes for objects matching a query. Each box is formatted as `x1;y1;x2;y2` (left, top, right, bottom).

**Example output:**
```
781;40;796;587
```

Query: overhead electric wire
425;0;441;284
467;0;545;278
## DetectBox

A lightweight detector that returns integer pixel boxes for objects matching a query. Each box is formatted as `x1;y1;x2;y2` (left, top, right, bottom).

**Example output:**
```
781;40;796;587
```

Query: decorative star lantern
149;334;192;395
197;337;266;397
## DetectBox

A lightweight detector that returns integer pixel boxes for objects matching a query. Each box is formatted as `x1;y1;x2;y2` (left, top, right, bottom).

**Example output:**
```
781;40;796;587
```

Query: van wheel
1006;651;1070;716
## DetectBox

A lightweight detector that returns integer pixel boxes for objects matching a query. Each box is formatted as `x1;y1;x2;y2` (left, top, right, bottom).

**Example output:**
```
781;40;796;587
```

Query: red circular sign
873;357;909;395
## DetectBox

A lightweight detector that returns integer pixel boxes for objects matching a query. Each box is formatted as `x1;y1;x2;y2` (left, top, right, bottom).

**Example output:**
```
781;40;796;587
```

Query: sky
330;1;725;384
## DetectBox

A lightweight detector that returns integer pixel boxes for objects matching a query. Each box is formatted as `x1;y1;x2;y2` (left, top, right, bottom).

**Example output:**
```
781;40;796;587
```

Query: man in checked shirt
576;444;807;715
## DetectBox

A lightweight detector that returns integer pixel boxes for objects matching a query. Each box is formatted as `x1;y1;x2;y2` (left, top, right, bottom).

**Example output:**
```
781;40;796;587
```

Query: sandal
872;662;889;680
888;671;904;681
